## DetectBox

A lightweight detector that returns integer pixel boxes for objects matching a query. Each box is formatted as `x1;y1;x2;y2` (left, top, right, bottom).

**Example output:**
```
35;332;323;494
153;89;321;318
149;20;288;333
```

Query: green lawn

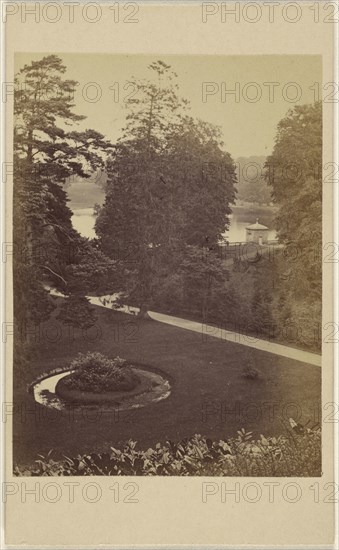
13;300;321;467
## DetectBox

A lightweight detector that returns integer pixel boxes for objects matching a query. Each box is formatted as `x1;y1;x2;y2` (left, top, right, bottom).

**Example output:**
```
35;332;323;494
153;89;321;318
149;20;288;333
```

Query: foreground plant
14;423;321;477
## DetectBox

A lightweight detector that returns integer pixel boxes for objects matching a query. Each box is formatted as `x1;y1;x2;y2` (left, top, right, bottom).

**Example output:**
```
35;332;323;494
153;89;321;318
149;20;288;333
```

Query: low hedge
14;424;321;477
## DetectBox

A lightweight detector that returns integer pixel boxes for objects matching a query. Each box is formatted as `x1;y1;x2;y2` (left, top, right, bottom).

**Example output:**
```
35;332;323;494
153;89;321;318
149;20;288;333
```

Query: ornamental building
245;218;269;245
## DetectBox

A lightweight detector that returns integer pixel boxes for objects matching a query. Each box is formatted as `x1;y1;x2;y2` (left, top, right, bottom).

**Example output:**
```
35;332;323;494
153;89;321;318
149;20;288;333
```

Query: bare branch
39;265;67;285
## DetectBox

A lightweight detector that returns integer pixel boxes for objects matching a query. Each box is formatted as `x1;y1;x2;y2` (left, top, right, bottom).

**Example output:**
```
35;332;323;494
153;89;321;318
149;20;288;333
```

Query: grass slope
13;301;321;466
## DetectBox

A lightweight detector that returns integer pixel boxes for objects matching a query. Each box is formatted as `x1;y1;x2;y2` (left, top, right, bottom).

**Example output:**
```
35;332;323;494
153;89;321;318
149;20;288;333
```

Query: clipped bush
241;354;260;380
241;366;259;380
63;352;139;393
14;424;321;477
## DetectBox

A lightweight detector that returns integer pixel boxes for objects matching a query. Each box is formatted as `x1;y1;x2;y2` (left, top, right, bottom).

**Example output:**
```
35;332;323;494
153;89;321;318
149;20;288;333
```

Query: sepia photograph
11;52;323;478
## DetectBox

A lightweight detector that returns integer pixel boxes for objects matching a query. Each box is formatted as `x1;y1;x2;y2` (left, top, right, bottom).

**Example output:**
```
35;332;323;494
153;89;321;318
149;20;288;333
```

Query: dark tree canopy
14;55;113;374
265;101;322;300
95;61;237;315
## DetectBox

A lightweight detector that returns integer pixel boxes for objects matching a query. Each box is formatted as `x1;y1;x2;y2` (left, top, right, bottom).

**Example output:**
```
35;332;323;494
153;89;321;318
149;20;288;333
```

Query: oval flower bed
47;352;169;407
30;352;171;411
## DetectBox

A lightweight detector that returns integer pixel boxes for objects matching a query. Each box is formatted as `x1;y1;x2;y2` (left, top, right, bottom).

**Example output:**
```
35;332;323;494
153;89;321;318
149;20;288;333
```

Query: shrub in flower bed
14;424;321;477
62;352;140;393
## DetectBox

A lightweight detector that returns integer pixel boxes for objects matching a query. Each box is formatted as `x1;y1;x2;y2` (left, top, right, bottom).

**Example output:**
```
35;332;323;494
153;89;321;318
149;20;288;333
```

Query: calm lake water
224;207;277;242
72;208;97;239
72;205;277;242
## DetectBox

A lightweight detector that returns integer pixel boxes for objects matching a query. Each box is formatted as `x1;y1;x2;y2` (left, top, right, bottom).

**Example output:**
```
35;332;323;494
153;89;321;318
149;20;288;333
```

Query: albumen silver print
12;52;323;477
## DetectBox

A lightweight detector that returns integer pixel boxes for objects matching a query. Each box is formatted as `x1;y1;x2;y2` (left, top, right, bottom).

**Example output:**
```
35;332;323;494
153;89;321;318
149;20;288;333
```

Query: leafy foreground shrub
63;352;139;393
14;425;321;477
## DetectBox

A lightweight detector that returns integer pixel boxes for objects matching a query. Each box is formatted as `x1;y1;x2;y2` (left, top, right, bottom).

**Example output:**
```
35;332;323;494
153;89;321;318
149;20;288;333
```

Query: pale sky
15;53;321;159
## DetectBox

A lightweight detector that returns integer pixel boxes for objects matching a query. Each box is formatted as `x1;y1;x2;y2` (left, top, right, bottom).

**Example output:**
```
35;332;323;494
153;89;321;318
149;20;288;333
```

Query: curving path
147;311;321;367
84;293;321;368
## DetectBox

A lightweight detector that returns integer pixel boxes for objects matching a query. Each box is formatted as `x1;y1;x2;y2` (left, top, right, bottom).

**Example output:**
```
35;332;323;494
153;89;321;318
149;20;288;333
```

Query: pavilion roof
246;218;269;230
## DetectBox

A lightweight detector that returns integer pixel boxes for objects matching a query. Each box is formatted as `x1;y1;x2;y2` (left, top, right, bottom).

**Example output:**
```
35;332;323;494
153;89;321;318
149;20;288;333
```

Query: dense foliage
141;103;322;351
14;425;321;477
63;352;139;392
265;102;322;302
148;248;320;351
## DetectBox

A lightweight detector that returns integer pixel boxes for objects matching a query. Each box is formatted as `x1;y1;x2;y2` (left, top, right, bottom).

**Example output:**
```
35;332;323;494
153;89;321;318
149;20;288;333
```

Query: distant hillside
236;155;267;166
235;156;272;206
66;173;107;210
